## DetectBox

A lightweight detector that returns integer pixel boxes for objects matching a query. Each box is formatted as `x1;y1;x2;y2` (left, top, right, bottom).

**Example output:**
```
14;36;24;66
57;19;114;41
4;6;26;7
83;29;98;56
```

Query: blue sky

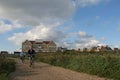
73;0;120;43
0;0;120;52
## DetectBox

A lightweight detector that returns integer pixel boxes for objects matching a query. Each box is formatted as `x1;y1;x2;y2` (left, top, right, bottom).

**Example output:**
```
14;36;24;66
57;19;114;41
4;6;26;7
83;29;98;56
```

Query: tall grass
0;58;16;80
35;52;120;80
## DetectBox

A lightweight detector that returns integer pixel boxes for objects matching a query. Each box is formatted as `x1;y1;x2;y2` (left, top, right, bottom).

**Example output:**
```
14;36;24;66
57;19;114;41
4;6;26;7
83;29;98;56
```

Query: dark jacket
28;49;35;57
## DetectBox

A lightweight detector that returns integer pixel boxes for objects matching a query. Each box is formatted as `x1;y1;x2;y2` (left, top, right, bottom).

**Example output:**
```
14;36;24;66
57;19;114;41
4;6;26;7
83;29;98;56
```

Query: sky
0;0;120;52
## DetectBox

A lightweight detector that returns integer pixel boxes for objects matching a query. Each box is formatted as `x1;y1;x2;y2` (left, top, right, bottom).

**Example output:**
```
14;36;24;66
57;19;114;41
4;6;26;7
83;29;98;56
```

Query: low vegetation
35;51;120;80
0;57;16;80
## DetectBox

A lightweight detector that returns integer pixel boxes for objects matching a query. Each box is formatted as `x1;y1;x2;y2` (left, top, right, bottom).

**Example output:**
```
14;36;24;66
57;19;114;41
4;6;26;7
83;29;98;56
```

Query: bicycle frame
20;56;25;63
29;55;34;67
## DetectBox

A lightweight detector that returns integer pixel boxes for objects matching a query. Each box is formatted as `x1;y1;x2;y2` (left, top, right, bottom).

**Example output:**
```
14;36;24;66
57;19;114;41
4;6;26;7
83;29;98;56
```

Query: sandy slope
10;59;107;80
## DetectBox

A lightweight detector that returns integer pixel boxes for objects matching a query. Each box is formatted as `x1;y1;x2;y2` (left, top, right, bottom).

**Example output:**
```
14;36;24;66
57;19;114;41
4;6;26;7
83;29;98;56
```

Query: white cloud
0;19;23;33
8;27;100;49
75;39;99;49
4;0;110;49
114;45;120;48
110;45;120;49
77;31;92;38
60;39;99;50
8;23;66;45
77;0;101;7
78;31;86;37
0;21;11;33
75;0;110;7
75;31;99;49
0;0;110;26
56;31;99;49
0;0;75;26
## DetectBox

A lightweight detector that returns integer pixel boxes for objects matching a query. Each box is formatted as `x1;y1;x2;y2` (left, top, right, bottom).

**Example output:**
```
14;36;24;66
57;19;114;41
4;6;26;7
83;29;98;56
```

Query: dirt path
11;59;108;80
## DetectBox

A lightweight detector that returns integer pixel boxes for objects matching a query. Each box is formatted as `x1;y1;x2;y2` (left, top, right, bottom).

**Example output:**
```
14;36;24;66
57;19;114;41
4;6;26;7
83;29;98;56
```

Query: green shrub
0;58;16;80
0;74;10;80
35;52;120;80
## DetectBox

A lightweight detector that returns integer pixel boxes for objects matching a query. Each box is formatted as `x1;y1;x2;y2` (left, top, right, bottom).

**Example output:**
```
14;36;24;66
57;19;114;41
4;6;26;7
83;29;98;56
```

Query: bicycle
20;56;25;63
28;55;34;67
20;52;25;63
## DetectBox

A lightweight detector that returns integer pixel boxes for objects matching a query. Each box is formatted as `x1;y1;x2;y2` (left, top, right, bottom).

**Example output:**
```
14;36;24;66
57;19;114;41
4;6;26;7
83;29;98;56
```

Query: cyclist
27;46;36;67
20;51;25;63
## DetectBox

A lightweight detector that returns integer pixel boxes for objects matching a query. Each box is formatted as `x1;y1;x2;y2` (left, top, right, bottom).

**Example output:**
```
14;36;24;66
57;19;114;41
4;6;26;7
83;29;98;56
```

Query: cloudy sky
0;0;120;52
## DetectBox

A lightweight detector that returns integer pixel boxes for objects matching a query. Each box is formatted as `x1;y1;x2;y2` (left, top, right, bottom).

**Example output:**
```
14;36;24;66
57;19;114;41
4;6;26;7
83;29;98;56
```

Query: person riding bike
27;46;36;67
20;51;25;63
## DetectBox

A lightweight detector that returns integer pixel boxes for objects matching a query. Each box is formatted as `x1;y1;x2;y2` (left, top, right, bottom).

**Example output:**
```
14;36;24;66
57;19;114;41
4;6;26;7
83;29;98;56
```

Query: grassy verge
0;58;16;80
35;52;120;80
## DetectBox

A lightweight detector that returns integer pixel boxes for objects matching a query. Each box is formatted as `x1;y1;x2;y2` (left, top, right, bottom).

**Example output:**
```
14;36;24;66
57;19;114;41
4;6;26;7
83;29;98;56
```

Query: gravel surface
11;59;108;80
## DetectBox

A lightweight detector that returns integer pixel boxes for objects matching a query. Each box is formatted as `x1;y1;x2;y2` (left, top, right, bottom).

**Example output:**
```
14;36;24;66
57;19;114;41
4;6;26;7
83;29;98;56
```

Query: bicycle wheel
29;56;33;67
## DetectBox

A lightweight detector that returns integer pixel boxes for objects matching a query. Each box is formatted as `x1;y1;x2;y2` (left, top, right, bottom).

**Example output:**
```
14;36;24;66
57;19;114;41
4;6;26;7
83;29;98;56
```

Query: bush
35;52;120;80
0;58;16;80
0;74;10;80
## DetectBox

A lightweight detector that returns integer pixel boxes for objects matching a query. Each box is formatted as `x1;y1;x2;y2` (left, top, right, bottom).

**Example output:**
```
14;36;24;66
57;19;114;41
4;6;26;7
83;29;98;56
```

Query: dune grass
35;51;120;80
0;58;16;80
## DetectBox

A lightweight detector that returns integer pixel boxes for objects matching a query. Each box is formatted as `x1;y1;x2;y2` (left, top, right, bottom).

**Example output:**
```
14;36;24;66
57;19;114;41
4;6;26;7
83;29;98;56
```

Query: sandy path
10;59;108;80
